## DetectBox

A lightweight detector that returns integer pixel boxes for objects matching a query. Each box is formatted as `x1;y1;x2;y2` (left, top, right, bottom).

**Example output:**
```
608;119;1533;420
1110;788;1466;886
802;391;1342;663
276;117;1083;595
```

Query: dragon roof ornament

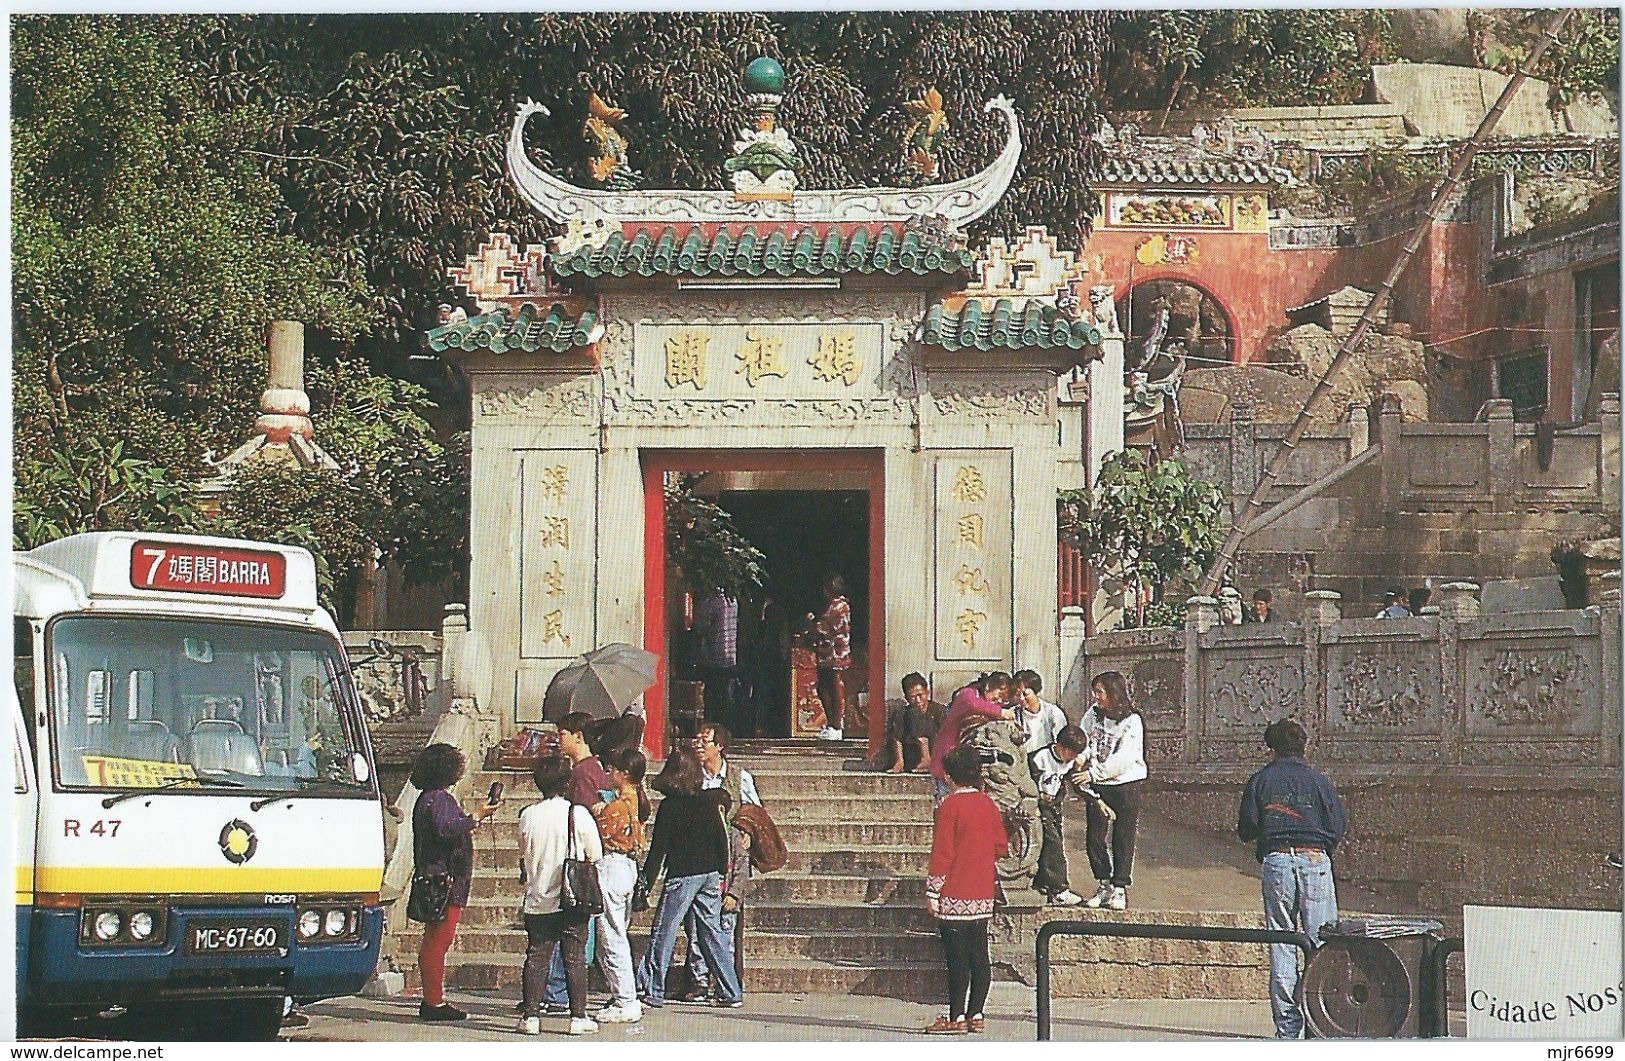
506;96;1022;228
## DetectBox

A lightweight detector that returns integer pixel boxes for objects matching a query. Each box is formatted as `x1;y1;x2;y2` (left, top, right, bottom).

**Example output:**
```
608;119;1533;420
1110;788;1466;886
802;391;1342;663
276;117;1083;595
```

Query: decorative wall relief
1469;646;1593;731
929;375;1052;420
518;451;598;659
933;451;1012;662
476;380;597;421
1128;656;1185;729
1204;653;1303;730
1327;646;1440;730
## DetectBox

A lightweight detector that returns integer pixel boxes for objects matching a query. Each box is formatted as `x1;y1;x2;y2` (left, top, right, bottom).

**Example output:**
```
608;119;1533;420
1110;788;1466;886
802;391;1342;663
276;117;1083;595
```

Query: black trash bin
1301;917;1444;1039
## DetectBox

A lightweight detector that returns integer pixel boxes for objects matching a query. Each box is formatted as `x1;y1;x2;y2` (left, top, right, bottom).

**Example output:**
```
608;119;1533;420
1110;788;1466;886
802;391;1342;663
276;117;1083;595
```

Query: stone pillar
441;603;469;697
1184;595;1219;764
1228;402;1258;516
1087;336;1125;489
1483;398;1516;513
1436;581;1482;621
1059;606;1089;718
1600;393;1620;514
1347;403;1370;456
1601;580;1622;768
1300;591;1340;740
255;321;316;444
1376;393;1405;512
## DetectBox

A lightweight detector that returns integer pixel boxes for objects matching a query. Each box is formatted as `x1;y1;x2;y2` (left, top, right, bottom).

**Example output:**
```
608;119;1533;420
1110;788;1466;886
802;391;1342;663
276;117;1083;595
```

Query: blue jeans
1261;850;1338;1039
685;908;738;991
635;872;740;1006
543;919;596;1007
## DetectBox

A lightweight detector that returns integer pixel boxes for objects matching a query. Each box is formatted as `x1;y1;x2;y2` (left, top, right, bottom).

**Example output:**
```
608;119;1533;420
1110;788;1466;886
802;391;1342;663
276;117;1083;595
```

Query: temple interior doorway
644;451;885;756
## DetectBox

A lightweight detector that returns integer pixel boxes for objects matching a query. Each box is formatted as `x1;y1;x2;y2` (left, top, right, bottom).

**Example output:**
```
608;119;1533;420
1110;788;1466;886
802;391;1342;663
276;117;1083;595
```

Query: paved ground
291;985;1282;1042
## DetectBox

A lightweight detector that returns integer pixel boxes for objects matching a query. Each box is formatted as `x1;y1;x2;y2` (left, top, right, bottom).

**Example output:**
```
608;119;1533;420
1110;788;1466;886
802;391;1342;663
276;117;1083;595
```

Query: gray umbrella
542;643;660;721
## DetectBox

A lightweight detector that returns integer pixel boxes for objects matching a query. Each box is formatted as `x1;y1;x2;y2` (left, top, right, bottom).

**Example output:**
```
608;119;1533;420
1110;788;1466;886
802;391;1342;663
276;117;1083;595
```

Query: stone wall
1071;583;1624;924
1178;394;1621;615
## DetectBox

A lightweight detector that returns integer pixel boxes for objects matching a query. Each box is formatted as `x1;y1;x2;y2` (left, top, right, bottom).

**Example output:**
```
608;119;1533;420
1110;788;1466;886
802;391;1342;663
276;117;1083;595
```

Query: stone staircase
392;740;1272;1000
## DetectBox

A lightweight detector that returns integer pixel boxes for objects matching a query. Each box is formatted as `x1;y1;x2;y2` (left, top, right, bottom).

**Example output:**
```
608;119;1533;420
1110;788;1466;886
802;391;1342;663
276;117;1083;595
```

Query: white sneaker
596;1002;642;1024
1106;886;1128;911
515;1016;540;1035
568;1016;599;1036
1083;881;1113;908
1050;889;1085;907
817;726;843;741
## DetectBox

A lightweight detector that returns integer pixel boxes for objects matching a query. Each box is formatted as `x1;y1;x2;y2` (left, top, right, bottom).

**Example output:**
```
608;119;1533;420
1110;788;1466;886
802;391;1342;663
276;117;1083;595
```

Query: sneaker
595;1002;643;1024
671;986;709;1005
711;997;744;1009
515;1016;540;1035
418;1003;468;1022
1082;881;1114;908
1106;886;1128;911
544;1001;571;1016
637;995;664;1010
817;726;844;741
1049;889;1085;907
568;1016;599;1036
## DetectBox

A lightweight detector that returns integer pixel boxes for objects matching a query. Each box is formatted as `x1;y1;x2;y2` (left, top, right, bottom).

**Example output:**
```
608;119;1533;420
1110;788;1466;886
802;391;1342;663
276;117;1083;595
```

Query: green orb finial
743;57;785;95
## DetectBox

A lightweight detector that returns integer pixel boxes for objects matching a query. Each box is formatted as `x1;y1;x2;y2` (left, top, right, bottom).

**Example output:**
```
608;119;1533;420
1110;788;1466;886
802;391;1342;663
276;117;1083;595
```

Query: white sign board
1464;905;1623;1039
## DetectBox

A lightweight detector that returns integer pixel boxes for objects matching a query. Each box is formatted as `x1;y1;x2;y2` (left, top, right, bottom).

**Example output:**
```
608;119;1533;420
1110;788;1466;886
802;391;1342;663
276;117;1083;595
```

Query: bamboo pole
1197;9;1574;596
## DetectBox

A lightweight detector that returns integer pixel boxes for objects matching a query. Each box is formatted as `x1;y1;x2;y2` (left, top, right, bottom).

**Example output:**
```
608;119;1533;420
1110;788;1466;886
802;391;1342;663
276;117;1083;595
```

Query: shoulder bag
561;803;604;918
407;869;453;923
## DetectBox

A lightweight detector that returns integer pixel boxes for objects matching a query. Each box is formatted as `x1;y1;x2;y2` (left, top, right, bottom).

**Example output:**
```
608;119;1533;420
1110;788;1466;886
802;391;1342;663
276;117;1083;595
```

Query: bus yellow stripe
35;866;381;894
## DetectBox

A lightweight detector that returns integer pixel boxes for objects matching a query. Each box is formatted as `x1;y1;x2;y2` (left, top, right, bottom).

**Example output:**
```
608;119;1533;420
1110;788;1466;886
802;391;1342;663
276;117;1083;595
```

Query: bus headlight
93;911;123;941
323;909;347;937
298;909;322;939
127;911;157;941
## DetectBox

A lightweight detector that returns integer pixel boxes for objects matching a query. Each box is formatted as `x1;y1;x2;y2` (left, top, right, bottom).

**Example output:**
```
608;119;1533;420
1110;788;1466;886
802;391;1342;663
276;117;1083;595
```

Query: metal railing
1428;936;1465;1038
1034;920;1313;1041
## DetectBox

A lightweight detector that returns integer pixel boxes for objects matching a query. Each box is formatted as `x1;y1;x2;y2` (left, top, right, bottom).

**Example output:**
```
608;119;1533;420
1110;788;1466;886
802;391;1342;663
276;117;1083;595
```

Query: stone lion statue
960;717;1040;888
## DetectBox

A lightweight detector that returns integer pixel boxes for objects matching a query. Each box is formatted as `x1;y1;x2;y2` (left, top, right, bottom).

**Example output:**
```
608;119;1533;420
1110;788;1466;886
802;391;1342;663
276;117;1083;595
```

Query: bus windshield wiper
249;773;364;811
101;775;246;809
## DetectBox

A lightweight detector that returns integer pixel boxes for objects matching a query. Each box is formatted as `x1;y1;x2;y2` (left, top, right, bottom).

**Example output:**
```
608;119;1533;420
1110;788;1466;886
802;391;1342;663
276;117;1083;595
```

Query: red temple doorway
640;449;885;759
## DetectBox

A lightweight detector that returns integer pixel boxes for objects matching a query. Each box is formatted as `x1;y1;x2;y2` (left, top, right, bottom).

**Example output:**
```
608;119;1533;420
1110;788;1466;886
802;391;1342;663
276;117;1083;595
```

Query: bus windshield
47;615;371;796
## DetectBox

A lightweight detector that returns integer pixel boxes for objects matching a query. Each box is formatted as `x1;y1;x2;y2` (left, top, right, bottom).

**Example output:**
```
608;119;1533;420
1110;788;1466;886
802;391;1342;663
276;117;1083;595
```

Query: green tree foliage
664;475;767;598
1105;10;1398;115
11;16;371;543
1482;9;1621;111
1060;451;1226;626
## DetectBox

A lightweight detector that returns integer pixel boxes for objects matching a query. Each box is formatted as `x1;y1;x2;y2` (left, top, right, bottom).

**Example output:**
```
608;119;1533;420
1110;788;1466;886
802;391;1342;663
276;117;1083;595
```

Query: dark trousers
522;911;589;1018
698;666;736;727
1085;780;1143;888
938;919;992;1020
1033;800;1070;896
817;667;848;730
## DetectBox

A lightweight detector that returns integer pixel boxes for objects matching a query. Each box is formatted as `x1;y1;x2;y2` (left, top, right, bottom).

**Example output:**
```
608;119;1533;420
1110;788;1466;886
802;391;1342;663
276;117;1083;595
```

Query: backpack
733;804;788;873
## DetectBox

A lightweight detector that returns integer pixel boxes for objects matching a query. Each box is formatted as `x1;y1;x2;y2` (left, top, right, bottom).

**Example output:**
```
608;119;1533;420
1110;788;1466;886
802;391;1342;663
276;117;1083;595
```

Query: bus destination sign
130;541;288;599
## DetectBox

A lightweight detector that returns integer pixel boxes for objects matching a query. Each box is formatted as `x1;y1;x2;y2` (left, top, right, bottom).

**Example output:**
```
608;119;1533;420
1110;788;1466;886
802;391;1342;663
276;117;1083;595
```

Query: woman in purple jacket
411;743;497;1021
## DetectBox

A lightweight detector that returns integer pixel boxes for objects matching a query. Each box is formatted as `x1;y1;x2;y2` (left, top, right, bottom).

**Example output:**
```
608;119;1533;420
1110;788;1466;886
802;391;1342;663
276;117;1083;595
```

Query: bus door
13;617;39;1004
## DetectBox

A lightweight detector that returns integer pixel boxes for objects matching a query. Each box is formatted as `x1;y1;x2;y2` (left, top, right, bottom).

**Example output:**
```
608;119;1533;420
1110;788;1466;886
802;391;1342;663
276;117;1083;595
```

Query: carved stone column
1300;591;1340;740
1346;403;1371;456
1059;606;1089;716
1228;403;1258;515
1184;595;1220;762
1601;580;1622;768
1376;393;1405;512
1436;582;1479;765
1483;399;1516;513
1600;393;1621;514
440;603;469;698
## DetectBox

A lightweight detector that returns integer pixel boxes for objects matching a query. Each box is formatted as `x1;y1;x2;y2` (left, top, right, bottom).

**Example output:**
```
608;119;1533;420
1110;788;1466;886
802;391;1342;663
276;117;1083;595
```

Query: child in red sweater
924;745;1009;1034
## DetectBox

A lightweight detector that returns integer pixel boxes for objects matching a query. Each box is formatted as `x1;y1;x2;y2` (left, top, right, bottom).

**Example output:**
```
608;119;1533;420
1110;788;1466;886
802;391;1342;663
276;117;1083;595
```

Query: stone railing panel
1320;618;1448;764
1196;624;1306;761
1513;430;1607;507
1460;608;1608;765
1081;626;1185;759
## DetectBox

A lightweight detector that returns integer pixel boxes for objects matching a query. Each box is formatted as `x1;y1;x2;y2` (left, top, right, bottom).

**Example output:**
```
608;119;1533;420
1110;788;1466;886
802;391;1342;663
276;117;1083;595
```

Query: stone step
473;791;934;828
775;822;936;847
431;953;949;999
750;873;927;905
472;841;932;876
397;926;940;965
746;902;935;932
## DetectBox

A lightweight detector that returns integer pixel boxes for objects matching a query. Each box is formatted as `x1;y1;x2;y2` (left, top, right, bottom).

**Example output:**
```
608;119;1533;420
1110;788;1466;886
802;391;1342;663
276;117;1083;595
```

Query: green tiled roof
918;299;1103;353
549;223;975;280
425;303;601;356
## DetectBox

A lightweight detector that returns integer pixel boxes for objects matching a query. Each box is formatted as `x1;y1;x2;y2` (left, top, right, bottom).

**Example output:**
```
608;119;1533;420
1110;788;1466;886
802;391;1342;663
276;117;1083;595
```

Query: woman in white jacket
1079;671;1147;910
516;755;603;1036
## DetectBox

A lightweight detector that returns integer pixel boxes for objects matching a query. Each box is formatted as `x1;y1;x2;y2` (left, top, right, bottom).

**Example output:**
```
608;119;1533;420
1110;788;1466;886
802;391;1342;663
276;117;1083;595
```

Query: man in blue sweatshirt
1238;718;1348;1039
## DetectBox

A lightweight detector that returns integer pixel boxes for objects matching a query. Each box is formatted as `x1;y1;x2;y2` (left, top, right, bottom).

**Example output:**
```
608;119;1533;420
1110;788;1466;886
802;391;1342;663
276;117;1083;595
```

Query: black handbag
630;871;652;914
406;869;453;923
560;805;604;918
